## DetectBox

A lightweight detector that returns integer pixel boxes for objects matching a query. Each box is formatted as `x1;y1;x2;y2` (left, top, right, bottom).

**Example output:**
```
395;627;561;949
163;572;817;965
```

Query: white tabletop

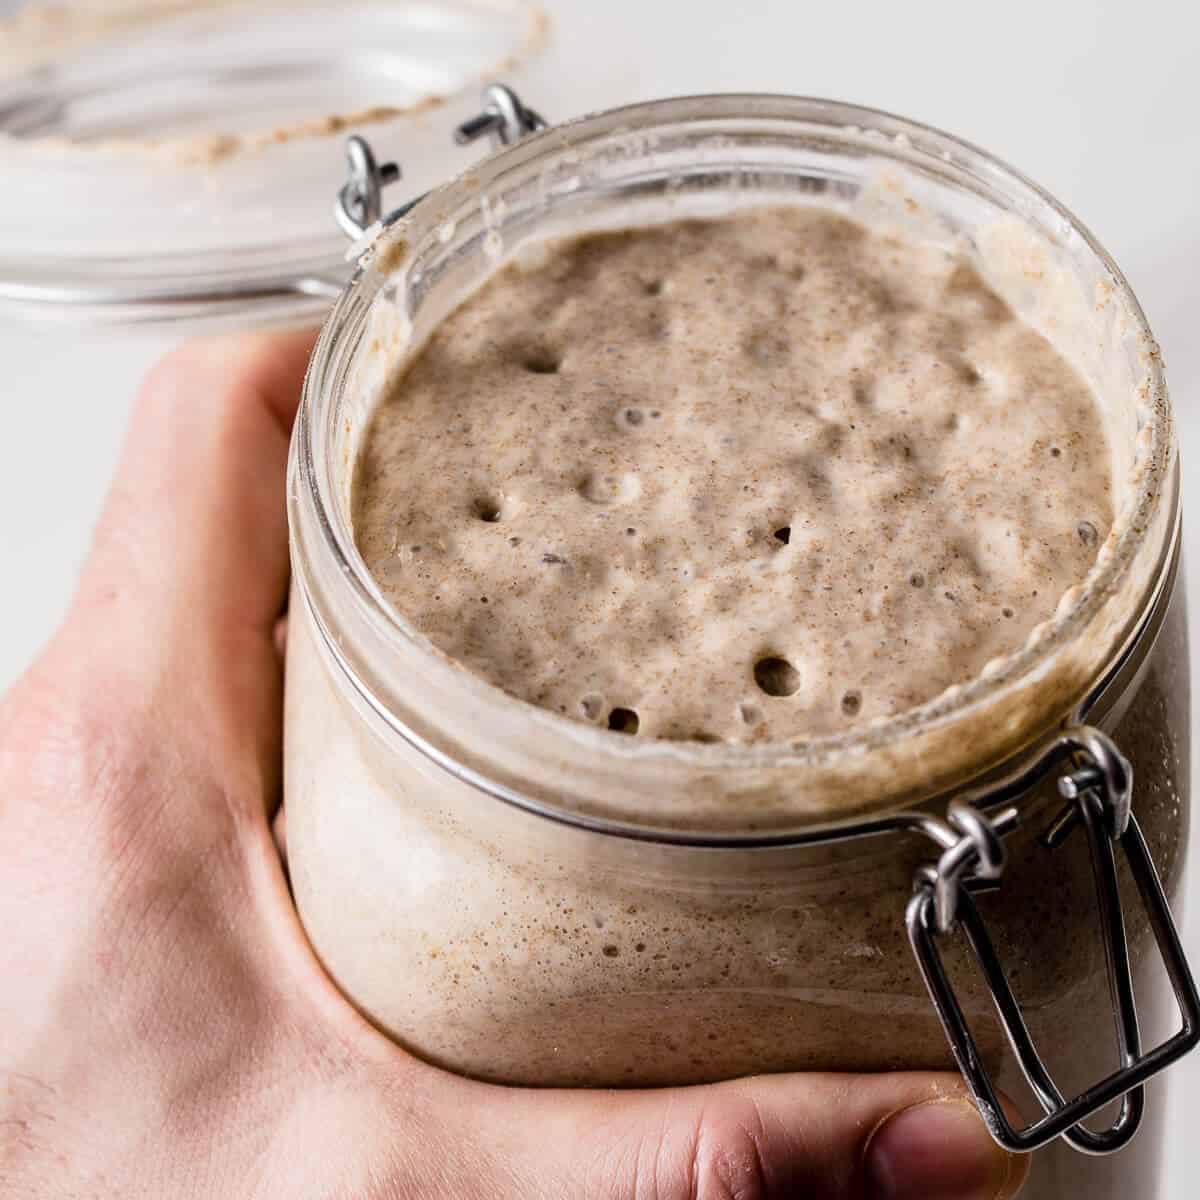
1;0;1197;1191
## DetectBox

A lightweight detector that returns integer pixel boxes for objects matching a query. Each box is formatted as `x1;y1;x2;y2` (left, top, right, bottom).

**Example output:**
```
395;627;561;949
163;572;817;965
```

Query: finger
488;1068;1029;1200
81;326;316;639
63;328;318;764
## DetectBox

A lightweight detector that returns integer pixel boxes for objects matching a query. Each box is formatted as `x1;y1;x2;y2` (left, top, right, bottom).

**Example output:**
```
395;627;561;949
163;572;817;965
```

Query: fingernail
864;1099;1019;1200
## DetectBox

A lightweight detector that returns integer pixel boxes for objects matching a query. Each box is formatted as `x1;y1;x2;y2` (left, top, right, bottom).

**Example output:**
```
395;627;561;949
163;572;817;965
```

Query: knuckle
2;661;144;836
616;1098;774;1200
688;1099;772;1200
2;660;250;964
2;661;112;805
3;651;201;865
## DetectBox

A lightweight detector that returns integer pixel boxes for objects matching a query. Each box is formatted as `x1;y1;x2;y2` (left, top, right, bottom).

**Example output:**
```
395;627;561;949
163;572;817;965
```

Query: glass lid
0;0;548;324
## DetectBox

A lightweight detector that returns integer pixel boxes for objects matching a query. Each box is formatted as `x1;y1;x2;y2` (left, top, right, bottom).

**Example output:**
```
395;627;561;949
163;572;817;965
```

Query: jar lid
0;0;548;324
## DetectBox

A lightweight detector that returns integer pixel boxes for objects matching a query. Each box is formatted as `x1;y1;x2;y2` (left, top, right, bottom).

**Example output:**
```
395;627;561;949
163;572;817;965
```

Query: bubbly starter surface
353;207;1112;742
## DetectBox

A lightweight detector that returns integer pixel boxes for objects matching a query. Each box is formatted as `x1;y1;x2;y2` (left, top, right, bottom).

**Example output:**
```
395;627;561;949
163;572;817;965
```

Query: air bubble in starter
580;472;641;505
755;657;801;697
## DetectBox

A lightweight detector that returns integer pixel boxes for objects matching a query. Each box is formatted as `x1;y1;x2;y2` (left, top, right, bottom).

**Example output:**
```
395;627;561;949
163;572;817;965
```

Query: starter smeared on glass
353;207;1112;741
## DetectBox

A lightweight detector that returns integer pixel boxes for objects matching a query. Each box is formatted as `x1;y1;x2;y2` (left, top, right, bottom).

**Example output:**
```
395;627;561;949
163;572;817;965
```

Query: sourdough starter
353;208;1113;742
352;212;1113;744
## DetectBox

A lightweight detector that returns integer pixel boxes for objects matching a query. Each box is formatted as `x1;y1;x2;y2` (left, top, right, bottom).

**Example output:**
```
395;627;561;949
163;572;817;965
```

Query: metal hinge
334;83;547;240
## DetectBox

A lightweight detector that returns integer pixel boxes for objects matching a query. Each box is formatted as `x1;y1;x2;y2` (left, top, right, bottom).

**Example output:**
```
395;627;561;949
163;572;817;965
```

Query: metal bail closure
334;136;402;240
454;83;548;149
907;726;1200;1156
334;83;547;240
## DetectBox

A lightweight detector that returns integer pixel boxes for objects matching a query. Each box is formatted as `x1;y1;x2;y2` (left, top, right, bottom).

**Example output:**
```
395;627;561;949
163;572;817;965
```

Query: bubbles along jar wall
285;96;1186;1199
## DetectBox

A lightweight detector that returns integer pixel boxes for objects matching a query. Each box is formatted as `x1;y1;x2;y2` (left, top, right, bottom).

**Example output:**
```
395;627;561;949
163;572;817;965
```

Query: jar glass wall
285;95;1186;1200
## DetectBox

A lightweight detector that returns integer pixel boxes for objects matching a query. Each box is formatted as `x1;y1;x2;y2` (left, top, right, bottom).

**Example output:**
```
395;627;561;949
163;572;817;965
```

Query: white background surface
1;0;1197;1192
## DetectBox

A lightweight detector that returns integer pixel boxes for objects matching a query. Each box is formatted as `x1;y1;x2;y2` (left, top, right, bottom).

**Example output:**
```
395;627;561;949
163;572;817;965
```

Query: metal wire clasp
453;82;547;149
334;84;547;240
334;136;401;240
908;726;1200;1156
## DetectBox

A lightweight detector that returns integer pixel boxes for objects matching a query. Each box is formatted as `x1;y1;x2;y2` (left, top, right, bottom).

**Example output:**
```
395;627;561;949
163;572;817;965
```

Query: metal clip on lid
334;84;546;240
908;726;1200;1155
453;82;547;149
334;136;401;240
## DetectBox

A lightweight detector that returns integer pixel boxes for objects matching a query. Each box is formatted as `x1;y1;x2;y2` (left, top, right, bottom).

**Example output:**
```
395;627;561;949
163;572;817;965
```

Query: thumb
512;1069;1029;1199
78;327;317;656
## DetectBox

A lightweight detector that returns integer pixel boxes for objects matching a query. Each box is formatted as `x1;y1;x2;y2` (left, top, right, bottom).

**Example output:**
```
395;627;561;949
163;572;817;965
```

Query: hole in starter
473;498;502;522
522;348;560;374
608;707;640;734
773;526;791;545
754;657;800;698
852;379;874;406
840;690;862;717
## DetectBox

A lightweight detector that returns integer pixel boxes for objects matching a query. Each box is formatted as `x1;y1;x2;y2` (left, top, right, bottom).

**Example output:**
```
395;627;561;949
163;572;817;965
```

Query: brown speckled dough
353;207;1112;741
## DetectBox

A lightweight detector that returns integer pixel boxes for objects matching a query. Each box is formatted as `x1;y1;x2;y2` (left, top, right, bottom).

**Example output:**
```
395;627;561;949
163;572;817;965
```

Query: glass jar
284;95;1190;1198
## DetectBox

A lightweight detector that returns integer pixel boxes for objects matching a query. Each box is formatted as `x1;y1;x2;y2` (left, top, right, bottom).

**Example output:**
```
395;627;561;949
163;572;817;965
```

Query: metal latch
908;726;1200;1155
334;83;546;240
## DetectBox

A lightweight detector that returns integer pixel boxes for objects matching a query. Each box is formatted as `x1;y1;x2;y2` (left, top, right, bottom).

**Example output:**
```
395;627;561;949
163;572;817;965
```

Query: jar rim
291;91;1175;836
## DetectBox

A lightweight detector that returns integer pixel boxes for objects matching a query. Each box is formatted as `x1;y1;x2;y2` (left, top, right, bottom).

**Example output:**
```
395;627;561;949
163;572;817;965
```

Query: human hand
0;329;1029;1199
